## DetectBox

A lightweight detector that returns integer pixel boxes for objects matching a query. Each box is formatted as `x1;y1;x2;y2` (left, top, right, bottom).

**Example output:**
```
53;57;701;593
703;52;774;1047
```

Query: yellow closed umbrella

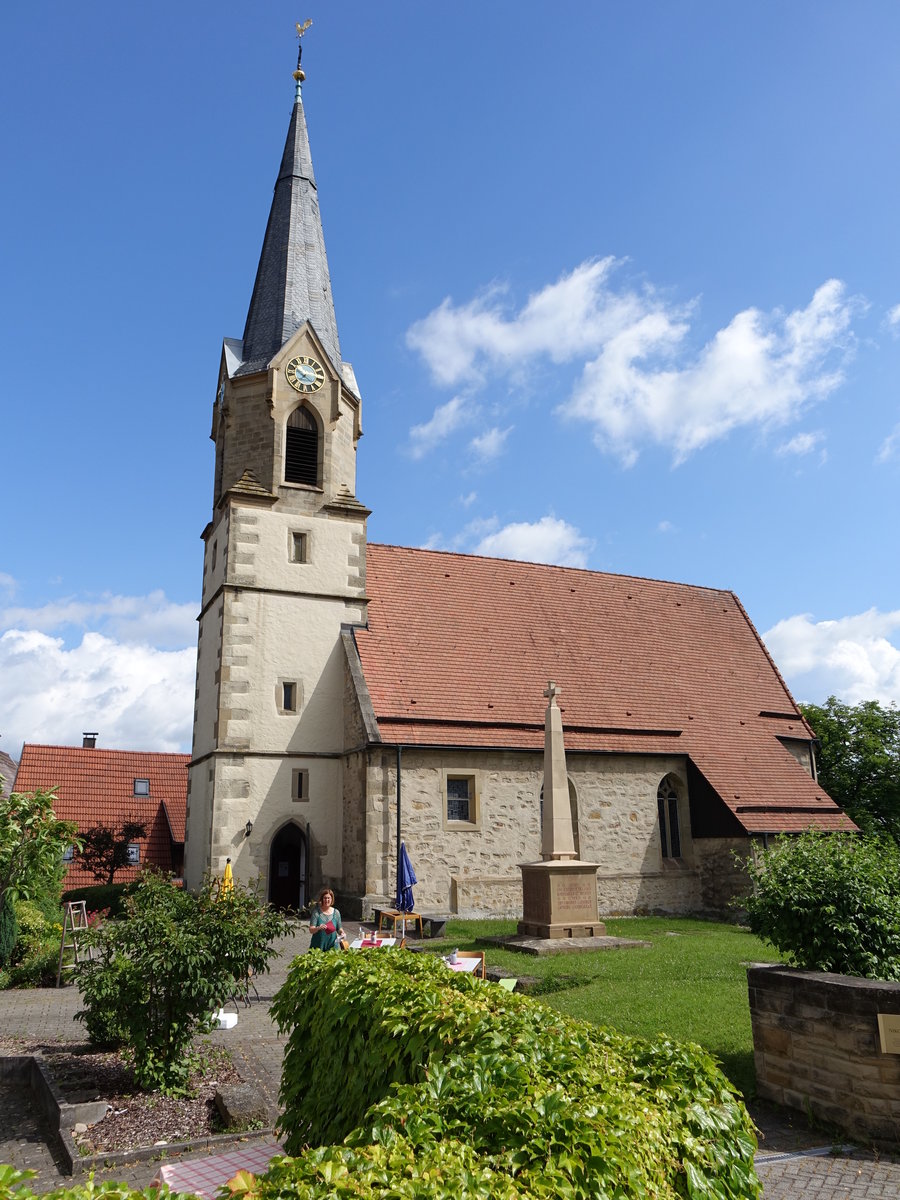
220;857;234;898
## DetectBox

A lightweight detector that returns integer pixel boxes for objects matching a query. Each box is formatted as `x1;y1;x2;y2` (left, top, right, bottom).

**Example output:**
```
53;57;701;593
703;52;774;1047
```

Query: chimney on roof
82;732;98;749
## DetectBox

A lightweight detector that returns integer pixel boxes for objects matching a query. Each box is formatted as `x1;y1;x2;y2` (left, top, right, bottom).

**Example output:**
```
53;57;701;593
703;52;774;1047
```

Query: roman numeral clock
286;355;325;393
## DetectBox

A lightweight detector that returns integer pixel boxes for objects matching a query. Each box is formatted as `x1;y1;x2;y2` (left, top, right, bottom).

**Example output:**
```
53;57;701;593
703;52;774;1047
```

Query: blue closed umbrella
395;840;417;913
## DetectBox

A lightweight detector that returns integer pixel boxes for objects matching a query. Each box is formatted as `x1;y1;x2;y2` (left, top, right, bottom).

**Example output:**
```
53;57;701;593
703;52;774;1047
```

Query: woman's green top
310;905;342;951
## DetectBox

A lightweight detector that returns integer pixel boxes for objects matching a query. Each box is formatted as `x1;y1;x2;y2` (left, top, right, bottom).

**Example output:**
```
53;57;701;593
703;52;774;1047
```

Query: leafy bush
62;882;135;919
11;900;56;965
0;1166;170;1200
75;870;290;1093
270;950;760;1200
0;893;16;968
7;945;59;988
743;831;900;979
0;899;62;988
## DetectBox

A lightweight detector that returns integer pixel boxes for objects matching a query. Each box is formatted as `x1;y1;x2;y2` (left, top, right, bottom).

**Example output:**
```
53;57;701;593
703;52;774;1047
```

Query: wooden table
349;937;397;949
443;956;481;974
375;909;424;938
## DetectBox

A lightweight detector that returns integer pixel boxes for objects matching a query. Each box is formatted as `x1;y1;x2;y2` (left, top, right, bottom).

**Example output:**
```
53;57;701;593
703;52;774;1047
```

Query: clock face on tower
285;355;325;394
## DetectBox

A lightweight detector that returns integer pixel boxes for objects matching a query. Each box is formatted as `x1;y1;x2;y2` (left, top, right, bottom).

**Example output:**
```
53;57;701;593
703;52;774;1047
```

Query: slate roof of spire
353;544;856;836
238;79;341;377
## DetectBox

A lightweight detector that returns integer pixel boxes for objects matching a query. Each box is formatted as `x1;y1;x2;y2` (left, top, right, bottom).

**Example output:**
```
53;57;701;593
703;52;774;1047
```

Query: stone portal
518;682;605;939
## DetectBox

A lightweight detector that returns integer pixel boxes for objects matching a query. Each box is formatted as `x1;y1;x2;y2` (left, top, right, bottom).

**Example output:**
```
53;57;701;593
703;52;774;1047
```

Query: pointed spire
240;36;341;375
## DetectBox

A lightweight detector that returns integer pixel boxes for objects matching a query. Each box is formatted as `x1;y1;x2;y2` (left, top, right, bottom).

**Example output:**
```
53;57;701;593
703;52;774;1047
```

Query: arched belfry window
285;405;319;486
657;776;681;859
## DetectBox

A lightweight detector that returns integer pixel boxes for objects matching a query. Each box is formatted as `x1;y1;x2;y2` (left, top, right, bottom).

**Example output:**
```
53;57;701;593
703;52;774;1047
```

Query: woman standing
308;887;345;950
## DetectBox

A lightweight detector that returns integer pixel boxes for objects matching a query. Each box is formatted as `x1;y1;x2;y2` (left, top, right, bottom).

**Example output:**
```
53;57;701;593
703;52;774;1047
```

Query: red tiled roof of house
355;544;856;836
13;744;189;889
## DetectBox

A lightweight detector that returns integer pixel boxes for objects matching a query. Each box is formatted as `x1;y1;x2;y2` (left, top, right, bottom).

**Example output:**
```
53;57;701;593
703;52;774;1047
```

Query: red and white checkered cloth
155;1138;284;1198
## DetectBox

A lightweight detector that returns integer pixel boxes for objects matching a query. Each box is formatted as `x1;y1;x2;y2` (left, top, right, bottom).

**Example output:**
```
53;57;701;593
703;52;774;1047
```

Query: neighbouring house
14;739;189;889
0;747;17;801
182;43;855;917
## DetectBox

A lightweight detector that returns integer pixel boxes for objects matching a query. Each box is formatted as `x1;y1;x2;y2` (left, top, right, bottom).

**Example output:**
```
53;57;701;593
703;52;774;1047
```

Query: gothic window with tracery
657;776;682;859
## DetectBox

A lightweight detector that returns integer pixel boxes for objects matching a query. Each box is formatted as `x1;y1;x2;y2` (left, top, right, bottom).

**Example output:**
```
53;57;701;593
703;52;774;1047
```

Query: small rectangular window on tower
280;681;299;713
133;778;150;797
290;531;308;563
126;843;141;865
292;768;309;802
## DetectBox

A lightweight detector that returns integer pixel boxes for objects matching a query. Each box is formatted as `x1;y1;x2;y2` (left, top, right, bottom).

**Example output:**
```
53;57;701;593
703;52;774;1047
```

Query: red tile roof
355;545;855;836
13;745;189;889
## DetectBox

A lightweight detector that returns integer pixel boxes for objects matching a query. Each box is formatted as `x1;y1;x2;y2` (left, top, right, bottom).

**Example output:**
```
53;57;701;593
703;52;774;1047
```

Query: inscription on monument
555;877;593;907
877;1013;900;1054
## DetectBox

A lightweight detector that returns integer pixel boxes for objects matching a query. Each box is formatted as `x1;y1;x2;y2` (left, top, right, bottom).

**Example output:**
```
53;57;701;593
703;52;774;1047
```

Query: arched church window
657;776;681;859
285;405;319;486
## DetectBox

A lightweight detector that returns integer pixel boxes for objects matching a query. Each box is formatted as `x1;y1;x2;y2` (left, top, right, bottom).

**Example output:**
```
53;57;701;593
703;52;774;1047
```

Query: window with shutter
285;406;319;485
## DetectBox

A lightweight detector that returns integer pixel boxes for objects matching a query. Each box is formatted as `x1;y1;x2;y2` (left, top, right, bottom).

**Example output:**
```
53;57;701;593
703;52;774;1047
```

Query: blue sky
2;2;899;758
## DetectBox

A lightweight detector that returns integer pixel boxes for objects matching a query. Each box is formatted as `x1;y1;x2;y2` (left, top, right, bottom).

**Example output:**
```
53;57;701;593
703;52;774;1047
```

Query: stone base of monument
517;860;605;940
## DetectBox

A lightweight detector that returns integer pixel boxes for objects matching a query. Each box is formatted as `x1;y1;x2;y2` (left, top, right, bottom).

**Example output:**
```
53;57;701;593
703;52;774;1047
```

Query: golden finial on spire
293;19;313;83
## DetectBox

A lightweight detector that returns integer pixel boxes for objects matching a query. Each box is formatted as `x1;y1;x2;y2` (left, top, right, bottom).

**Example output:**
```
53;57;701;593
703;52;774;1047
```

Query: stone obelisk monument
518;682;605;939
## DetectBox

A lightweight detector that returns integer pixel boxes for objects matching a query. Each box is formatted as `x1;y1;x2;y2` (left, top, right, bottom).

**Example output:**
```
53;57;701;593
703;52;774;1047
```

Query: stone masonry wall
748;965;900;1144
362;747;745;919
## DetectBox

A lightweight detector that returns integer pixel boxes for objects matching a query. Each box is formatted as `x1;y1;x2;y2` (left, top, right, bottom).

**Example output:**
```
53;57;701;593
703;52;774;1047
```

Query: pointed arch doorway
269;822;308;912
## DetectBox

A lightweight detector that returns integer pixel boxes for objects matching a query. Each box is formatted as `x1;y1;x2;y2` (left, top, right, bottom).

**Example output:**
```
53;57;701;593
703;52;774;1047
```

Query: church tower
183;35;369;908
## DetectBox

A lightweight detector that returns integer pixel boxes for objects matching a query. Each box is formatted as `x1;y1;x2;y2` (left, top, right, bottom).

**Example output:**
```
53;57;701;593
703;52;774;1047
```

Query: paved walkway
1;924;899;1197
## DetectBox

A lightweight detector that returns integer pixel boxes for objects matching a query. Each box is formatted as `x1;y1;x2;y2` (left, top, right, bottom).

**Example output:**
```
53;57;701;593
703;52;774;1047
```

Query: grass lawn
439;917;782;1098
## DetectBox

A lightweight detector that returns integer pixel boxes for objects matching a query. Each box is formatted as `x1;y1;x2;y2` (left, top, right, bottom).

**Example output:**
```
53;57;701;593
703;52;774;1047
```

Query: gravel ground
0;1037;243;1155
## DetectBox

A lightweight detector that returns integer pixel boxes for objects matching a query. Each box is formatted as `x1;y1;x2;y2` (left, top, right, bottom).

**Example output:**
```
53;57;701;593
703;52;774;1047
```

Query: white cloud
885;303;900;335
564;280;855;465
0;629;195;756
877;423;900;464
0;590;196;651
408;260;859;466
0;589;198;756
775;431;827;461
459;491;478;508
469;426;513;462
407;396;470;459
763;608;900;707
657;520;676;534
473;516;593;568
407;258;665;388
0;573;16;596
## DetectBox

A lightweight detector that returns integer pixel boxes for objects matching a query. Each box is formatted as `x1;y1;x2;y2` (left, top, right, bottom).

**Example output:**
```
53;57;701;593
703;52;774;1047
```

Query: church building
183;45;853;918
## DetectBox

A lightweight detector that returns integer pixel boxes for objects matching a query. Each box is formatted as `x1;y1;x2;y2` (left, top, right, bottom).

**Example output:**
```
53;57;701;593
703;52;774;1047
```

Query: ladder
56;900;97;986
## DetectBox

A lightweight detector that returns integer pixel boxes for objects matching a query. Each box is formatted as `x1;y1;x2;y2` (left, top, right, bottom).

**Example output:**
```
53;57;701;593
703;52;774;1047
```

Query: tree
78;819;148;885
0;783;78;909
75;870;291;1092
800;697;900;841
0;783;78;969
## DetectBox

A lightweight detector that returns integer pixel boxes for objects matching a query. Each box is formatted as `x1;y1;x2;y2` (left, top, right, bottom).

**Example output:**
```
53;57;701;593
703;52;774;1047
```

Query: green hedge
265;949;760;1200
744;832;900;979
0;953;761;1200
61;882;136;918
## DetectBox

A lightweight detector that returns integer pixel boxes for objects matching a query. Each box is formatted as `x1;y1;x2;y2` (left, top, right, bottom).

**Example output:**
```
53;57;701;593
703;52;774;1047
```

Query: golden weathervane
294;19;312;81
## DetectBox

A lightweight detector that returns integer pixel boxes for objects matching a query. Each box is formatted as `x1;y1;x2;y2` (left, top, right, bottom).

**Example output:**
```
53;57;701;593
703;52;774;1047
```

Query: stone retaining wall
748;965;900;1145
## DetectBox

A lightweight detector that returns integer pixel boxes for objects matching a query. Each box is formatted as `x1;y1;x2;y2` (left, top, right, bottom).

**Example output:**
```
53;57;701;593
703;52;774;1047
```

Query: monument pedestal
518;860;605;939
